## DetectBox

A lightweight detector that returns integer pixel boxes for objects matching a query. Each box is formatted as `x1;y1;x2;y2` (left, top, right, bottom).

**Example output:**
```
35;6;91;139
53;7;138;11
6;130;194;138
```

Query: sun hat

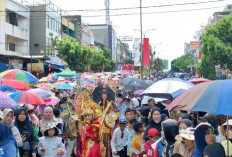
147;128;159;137
175;127;195;141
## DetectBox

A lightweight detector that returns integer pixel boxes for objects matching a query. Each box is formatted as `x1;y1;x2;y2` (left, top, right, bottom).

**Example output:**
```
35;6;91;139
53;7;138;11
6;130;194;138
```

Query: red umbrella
189;78;210;85
10;91;45;105
0;80;30;91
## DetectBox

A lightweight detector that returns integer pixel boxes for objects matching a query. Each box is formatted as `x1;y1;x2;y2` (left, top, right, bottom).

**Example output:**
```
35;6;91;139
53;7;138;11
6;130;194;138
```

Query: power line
0;0;228;12
0;5;226;20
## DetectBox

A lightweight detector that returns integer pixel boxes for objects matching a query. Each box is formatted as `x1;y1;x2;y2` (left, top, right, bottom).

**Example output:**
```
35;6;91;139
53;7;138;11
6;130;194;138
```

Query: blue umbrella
191;80;232;115
56;83;73;90
171;89;185;99
0;84;16;92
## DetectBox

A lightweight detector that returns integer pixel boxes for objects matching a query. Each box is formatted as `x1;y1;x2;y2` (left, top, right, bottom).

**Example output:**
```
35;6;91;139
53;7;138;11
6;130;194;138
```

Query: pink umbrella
95;73;104;77
45;97;60;107
189;78;211;85
135;89;145;95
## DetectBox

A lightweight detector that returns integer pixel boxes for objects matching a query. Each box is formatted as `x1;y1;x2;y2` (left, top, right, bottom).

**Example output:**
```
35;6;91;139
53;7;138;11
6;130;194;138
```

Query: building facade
0;0;30;69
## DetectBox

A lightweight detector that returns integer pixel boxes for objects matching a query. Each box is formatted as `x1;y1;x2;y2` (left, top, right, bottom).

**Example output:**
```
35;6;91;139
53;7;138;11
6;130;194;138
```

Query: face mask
179;129;185;134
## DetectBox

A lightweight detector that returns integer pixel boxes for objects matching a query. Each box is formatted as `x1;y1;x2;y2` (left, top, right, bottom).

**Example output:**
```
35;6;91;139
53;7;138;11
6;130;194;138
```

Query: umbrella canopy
0;76;3;81
95;73;104;77
0;69;38;83
166;80;232;115
118;77;149;89
56;83;73;89
39;77;49;83
0;84;16;92
58;76;65;81
45;97;60;107
189;78;211;85
9;91;45;105
81;81;93;87
0;80;30;91
34;83;55;91
135;89;145;95
143;78;194;100
28;89;51;100
58;67;76;76
0;91;17;108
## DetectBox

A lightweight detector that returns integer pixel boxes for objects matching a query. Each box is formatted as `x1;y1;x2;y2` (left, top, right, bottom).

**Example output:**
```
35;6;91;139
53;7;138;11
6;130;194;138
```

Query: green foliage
124;58;134;64
199;13;232;79
171;53;194;72
56;38;116;72
154;58;164;71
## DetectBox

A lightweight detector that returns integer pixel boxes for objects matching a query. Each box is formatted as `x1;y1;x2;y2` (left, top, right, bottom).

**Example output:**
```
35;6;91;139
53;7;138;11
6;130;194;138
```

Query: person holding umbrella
220;119;232;156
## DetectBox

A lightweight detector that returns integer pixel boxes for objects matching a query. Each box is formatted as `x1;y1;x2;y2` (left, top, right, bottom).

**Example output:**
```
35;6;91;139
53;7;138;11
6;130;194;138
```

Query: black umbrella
118;77;149;89
92;82;115;105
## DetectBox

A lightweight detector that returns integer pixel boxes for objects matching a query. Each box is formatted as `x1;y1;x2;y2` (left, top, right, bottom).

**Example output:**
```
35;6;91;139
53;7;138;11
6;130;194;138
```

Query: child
144;128;159;157
38;123;64;157
127;119;137;156
131;122;144;157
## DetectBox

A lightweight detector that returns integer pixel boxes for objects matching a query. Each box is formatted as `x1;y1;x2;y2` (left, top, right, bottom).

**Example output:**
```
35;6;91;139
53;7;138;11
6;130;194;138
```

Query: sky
52;0;231;63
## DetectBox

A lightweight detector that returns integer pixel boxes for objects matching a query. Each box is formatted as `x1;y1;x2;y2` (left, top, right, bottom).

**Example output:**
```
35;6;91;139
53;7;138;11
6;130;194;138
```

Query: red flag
49;62;52;71
143;38;150;66
102;65;104;73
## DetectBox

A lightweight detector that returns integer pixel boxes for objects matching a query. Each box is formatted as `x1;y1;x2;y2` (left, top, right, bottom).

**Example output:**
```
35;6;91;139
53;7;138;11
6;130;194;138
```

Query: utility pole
105;0;110;24
140;0;143;79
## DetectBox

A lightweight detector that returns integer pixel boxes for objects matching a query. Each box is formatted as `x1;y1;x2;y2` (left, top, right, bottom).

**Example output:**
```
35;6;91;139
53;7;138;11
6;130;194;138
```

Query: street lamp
133;28;156;38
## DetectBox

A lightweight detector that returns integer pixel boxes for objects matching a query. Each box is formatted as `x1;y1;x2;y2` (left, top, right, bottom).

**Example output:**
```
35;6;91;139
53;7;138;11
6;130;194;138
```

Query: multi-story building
28;1;64;69
0;0;30;69
81;25;94;46
184;42;190;54
61;16;76;39
86;24;117;60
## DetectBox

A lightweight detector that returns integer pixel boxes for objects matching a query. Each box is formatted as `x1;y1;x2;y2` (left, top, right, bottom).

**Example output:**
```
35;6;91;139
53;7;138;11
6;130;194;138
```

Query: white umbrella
143;78;194;99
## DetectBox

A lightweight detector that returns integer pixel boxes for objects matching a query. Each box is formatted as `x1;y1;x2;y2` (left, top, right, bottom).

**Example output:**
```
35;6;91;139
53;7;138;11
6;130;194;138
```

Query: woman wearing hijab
192;123;216;157
130;98;139;110
39;106;59;134
3;108;23;147
0;123;17;157
142;107;163;156
178;119;193;133
14;107;36;157
155;119;179;157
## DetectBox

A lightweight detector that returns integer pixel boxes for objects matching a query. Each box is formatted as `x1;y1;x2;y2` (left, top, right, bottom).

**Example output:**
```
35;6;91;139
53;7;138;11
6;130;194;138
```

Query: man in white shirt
111;119;129;157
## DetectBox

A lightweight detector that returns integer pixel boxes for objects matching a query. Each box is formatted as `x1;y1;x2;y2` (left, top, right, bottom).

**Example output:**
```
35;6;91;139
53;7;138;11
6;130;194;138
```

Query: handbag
22;141;31;151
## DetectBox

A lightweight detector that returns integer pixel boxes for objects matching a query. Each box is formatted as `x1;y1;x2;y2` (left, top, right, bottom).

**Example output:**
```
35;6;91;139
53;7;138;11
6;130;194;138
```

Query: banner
143;38;149;66
133;38;141;66
190;41;200;50
27;63;44;72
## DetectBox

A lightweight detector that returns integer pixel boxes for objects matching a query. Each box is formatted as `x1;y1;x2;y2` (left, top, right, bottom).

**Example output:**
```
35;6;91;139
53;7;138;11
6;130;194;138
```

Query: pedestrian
111;119;129;157
220;119;232;156
125;108;133;124
116;93;123;109
0;123;17;157
3;108;23;147
156;119;178;157
38;123;65;157
131;109;138;119
119;98;131;121
130;98;139;110
173;128;195;157
127;119;136;156
143;128;159;157
192;123;216;157
39;106;59;134
14;107;36;157
131;122;144;157
203;143;226;157
178;119;193;133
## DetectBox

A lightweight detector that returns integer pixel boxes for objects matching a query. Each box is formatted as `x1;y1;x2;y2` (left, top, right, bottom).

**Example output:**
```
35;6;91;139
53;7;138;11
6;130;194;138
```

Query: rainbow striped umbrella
0;70;38;84
0;91;17;108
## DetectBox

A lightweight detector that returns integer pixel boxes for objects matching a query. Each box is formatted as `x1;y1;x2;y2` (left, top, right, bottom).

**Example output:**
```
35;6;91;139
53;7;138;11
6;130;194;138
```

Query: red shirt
144;140;155;157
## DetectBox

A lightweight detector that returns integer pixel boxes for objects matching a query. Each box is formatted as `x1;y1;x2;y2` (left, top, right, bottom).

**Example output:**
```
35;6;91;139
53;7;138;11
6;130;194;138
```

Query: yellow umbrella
39;77;49;83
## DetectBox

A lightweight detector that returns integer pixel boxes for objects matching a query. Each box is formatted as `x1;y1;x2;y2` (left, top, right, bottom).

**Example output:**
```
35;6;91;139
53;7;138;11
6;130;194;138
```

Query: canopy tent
57;67;76;76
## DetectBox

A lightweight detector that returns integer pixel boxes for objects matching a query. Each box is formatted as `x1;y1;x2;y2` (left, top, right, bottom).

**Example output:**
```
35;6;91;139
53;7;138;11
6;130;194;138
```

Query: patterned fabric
131;134;143;156
221;140;232;156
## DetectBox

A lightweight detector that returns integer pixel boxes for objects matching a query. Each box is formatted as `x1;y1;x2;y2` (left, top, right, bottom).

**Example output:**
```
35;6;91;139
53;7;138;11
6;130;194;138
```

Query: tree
197;54;216;79
124;58;134;64
171;53;194;73
154;58;164;71
56;38;93;72
199;13;232;79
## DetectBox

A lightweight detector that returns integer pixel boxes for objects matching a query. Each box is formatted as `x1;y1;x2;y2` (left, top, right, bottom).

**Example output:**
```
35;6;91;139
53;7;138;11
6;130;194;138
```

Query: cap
147;128;159;137
119;119;127;124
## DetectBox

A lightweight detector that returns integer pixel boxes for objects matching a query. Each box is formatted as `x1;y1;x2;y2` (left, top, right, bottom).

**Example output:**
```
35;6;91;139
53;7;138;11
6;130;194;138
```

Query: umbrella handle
227;115;230;156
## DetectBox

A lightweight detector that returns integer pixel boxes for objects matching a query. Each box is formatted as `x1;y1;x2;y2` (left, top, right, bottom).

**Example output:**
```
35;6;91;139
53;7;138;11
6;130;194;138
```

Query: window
9;43;15;51
9;13;17;26
46;15;49;28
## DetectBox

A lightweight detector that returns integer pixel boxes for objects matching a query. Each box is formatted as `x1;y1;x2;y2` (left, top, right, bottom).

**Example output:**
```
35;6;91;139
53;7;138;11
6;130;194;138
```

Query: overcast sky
53;0;230;63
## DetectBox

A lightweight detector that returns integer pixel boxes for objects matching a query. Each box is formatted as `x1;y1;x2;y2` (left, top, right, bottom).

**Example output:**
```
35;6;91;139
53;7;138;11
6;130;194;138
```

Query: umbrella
53;81;71;87
0;76;3;81
0;80;30;91
0;84;16;92
56;83;73;89
9;91;45;105
143;78;194;100
95;73;104;77
81;81;93;87
189;78;211;85
34;83;55;91
0;69;38;83
118;77;149;89
39;77;49;83
28;89;51;100
0;91;17;108
44;97;60;107
58;76;65;81
58;67;76;76
135;89;145;95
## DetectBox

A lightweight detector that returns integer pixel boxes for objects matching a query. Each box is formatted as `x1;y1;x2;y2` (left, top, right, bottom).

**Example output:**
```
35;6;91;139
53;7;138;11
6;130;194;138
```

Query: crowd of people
0;83;231;157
